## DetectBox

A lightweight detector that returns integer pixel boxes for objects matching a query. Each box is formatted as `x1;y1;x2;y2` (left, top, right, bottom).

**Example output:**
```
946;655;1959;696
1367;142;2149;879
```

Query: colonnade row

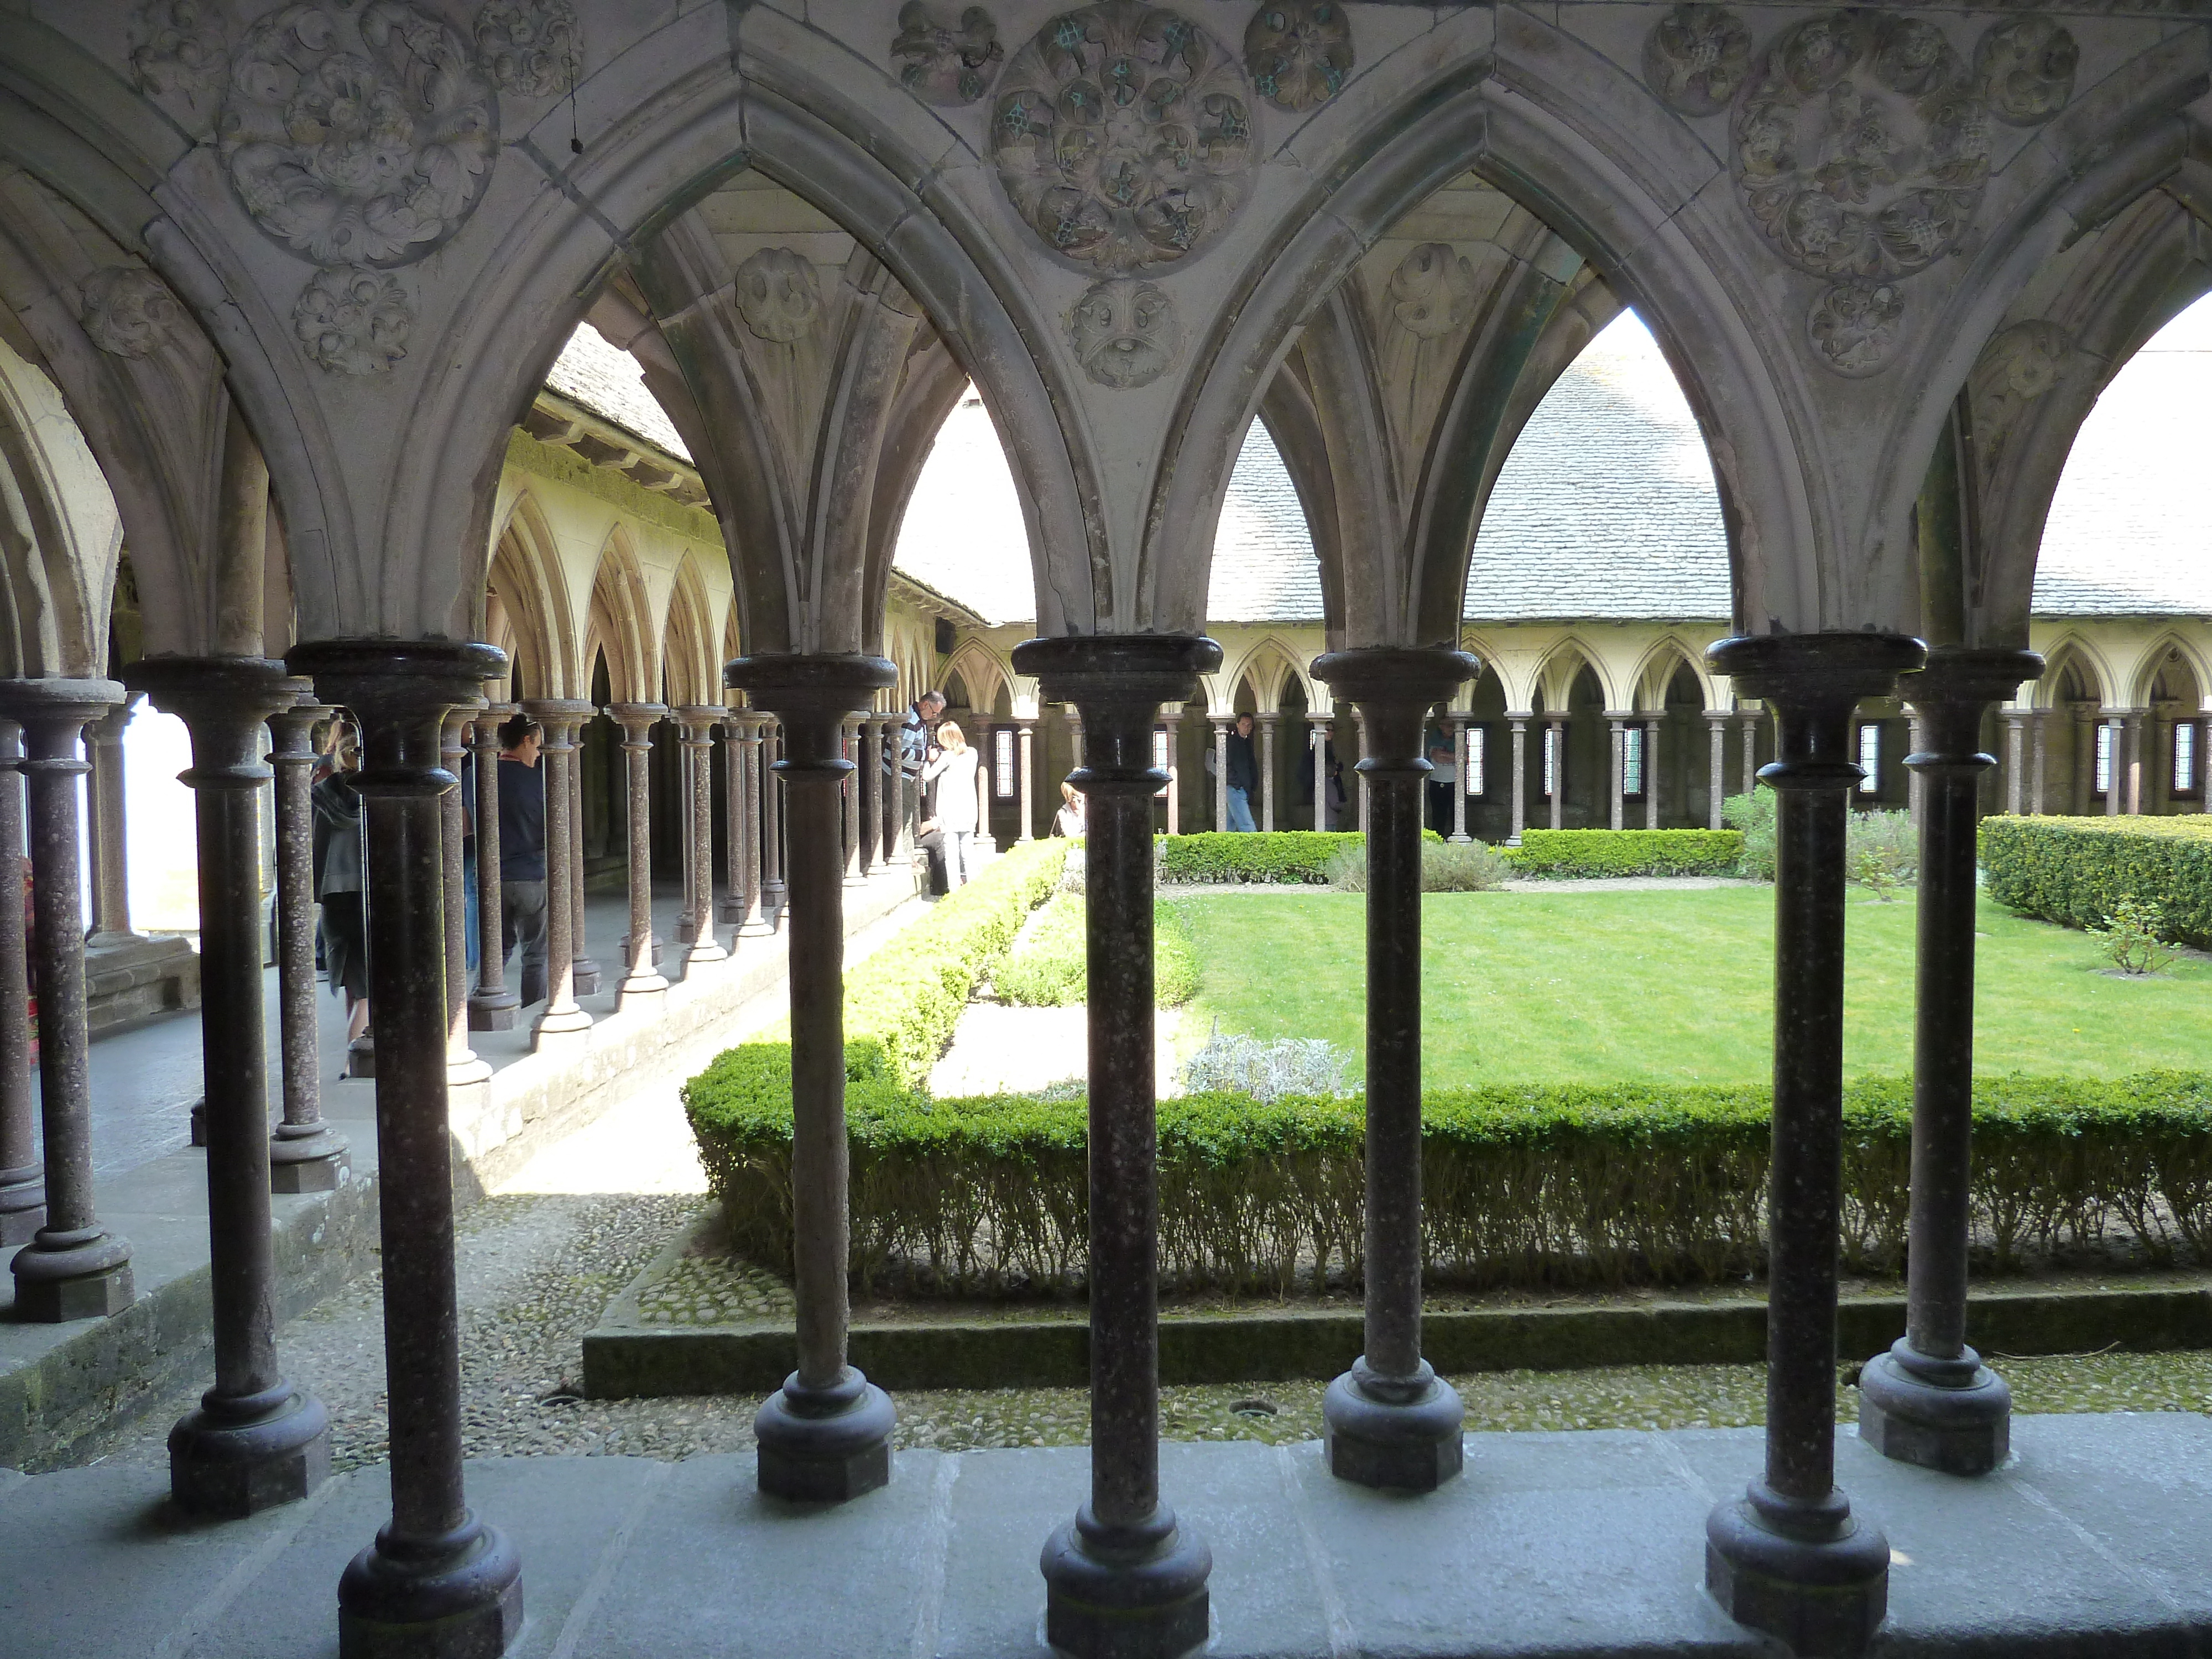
4;632;2020;1659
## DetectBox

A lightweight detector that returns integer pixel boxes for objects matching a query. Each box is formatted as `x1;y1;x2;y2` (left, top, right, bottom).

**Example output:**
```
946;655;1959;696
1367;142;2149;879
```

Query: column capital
518;697;594;741
1013;634;1219;710
1310;646;1477;712
674;702;724;736
608;701;666;738
127;656;297;785
268;680;334;754
291;641;506;790
1901;647;2044;712
1707;633;1924;707
0;676;124;737
439;693;489;742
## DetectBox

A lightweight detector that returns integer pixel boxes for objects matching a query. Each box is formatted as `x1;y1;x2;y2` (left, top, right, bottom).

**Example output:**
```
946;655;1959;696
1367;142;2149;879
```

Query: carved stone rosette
1386;244;1478;341
474;0;583;100
218;0;498;269
891;2;1003;107
1978;17;2077;127
1068;278;1180;387
1642;4;1751;117
80;267;184;359
292;266;413;375
1807;280;1903;378
989;1;1254;272
1244;1;1354;114
128;0;231;135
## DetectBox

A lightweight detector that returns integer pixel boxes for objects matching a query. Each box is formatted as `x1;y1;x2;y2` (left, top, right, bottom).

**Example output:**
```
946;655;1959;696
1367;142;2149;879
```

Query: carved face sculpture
1386;244;1478;341
80;267;182;359
733;248;822;345
1068;279;1178;388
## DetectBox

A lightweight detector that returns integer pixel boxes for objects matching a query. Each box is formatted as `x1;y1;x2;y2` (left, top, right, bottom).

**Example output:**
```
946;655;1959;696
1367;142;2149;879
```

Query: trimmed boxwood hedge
685;1057;2212;1295
1981;815;2212;948
1510;828;1745;878
1158;831;1369;884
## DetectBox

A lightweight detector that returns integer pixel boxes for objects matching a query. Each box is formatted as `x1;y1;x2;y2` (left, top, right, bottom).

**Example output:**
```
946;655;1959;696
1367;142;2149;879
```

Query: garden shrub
1846;809;1917;898
685;1058;2212;1295
1179;1022;1357;1101
1423;841;1514;891
1508;828;1745;878
1158;830;1437;886
2089;896;2182;977
995;890;1198;1008
1981;815;2212;949
1724;787;1776;880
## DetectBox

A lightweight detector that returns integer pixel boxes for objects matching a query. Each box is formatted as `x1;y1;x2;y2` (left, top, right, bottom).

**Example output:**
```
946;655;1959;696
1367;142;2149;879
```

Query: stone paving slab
5;1414;2211;1657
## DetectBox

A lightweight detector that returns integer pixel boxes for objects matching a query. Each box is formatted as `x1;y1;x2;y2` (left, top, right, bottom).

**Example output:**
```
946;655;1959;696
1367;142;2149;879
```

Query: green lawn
1177;887;2212;1086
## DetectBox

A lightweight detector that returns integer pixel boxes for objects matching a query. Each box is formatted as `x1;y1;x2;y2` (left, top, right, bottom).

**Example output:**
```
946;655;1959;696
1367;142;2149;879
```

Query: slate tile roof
545;325;692;461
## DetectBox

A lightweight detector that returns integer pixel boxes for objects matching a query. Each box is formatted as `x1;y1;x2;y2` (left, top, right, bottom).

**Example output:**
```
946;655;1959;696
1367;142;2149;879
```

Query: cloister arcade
0;4;2210;1657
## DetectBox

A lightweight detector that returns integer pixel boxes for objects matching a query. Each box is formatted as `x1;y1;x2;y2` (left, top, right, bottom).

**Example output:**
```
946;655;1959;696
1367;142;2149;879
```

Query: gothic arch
1629;637;1718;714
0;334;120;679
941;640;1010;719
585;528;654;706
486;492;574;702
660;555;716;709
1533;637;1618;716
2130;630;2212;712
2035;634;2117;712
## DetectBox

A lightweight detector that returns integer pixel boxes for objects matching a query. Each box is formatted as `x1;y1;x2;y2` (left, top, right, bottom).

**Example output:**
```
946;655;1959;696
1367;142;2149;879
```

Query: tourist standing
311;722;370;1065
1051;779;1086;838
1225;712;1259;832
922;721;980;888
1426;722;1457;834
497;714;550;1006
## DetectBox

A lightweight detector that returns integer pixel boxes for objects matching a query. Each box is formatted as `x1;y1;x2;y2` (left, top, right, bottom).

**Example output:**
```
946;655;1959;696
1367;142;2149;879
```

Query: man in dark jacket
1225;711;1260;831
497;714;550;1005
901;691;947;889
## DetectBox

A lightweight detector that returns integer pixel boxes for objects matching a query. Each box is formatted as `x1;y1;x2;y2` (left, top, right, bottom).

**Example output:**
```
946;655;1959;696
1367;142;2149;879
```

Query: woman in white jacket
921;721;981;888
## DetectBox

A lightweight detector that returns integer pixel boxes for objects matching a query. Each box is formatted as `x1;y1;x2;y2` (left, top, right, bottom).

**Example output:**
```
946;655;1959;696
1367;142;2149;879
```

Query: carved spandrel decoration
1969;318;2070;470
1733;12;1990;285
474;0;582;100
733;248;823;344
81;267;185;359
1244;2;1353;114
1807;279;1902;378
990;2;1254;272
891;2;1003;107
1977;17;2077;127
1642;4;1751;118
219;1;499;269
1068;278;1179;387
293;265;413;374
1385;243;1478;341
128;1;231;136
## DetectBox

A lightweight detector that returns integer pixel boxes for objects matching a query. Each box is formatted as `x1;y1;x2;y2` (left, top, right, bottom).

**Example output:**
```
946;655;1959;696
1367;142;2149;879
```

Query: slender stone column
855;716;880;879
882;712;905;863
609;705;667;998
568;713;599;996
85;695;138;942
672;718;698;947
679;708;728;964
0;680;132;1319
974;719;1000;857
1546;715;1567;830
466;704;519;1031
291;640;521;1658
1259;713;1279;831
1310;721;1328;830
721;707;744;928
839;716;866;886
1448;717;1471;842
2003;712;2026;816
132;658;332;1515
1859;648;2041;1478
0;723;38;1243
1740;711;1761;796
2123;711;2146;814
1014;634;1215;1659
2104;714;2122;815
1707;713;1730;830
1312;648;1474;1492
1645;718;1662;830
1066;707;1084;770
1356;718;1370;835
2031;710;2049;814
521;700;593;1041
1702;633;1921;1658
1907;713;1928;827
441;702;491;1089
1507;714;1529;846
1162;712;1181;834
1016;718;1036;841
731;712;773;938
1212;719;1229;830
1606;716;1627;830
760;718;786;918
727;655;899;1501
267;692;348;1191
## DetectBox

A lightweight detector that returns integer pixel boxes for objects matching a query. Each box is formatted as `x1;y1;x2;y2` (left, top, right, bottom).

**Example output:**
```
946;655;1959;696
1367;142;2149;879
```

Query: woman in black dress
311;723;370;1063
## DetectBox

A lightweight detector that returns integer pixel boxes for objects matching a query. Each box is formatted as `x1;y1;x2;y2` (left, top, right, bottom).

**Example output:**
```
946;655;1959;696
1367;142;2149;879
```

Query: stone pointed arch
0;332;121;679
941;639;1011;721
1217;635;1311;717
1456;630;1526;714
585;526;654;706
2034;633;2117;712
661;554;716;709
1628;635;1718;714
2130;629;2212;712
1533;636;1618;716
487;492;575;702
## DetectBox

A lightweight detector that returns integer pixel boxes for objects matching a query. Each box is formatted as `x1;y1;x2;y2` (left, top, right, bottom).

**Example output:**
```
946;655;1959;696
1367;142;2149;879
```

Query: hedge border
1982;815;2212;949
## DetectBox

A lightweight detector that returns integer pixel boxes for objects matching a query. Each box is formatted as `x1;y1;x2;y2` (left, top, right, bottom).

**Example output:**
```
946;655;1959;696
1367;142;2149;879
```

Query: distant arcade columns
0;722;38;1244
1016;718;1036;843
84;694;139;943
1543;713;1568;831
1259;713;1278;832
467;703;520;1030
1506;714;1530;846
678;707;728;965
1606;714;1628;831
610;703;668;999
0;677;133;1321
441;701;492;1091
1448;716;1471;843
1312;647;1475;1498
1707;713;1730;831
855;715;883;878
291;640;523;1659
729;711;773;940
1162;711;1182;834
2002;711;2028;816
1309;720;1329;831
760;717;786;918
268;687;347;1188
1014;633;1215;1659
1211;718;1229;831
1702;632;1921;1657
727;653;899;1505
521;699;594;1042
1644;718;1662;830
1738;710;1761;797
1858;648;2041;1481
567;712;600;997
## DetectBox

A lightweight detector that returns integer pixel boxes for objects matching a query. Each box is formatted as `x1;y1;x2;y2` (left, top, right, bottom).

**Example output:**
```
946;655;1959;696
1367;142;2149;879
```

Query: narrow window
2094;722;2114;796
1465;725;1486;797
1153;727;1171;797
1856;723;1881;795
2176;721;2200;799
994;726;1015;798
1622;726;1645;799
1542;726;1558;800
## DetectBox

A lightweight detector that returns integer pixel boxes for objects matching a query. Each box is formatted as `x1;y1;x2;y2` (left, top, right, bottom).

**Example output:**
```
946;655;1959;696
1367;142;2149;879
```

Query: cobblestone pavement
55;1187;2212;1477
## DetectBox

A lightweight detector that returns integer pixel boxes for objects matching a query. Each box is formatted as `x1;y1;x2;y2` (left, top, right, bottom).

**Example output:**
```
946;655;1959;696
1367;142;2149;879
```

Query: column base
169;1381;331;1517
737;915;775;940
338;1512;523;1659
619;933;665;971
1705;1482;1888;1659
446;1055;493;1089
346;1034;376;1080
531;1005;592;1047
685;938;729;967
1447;833;1472;844
1857;1340;2011;1476
1322;1358;1465;1492
1041;1501;1211;1659
754;1366;895;1503
466;990;519;1032
0;1166;44;1246
269;1124;349;1193
571;957;601;997
617;971;669;1002
190;1099;207;1146
11;1227;133;1319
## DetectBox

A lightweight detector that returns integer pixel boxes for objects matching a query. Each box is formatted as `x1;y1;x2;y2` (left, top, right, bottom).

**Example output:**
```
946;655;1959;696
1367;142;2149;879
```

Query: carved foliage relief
1978;17;2078;127
1386;245;1477;341
1244;2;1353;114
1068;278;1179;387
293;265;412;374
990;3;1254;272
1968;318;2071;471
734;249;823;345
128;1;231;134
891;3;1003;107
1642;5;1751;118
219;2;498;269
473;0;582;100
81;267;185;359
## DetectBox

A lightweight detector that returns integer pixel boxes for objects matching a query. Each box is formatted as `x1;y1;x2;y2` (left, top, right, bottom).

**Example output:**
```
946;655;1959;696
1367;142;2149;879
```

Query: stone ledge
4;1413;2209;1656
